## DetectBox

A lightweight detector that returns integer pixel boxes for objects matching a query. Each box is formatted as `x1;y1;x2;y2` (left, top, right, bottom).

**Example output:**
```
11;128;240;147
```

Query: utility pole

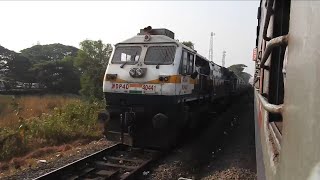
209;32;214;62
222;50;226;67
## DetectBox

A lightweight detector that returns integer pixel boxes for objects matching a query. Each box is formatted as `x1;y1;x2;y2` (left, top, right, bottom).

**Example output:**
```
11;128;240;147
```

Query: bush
0;95;79;128
0;128;28;161
0;100;103;161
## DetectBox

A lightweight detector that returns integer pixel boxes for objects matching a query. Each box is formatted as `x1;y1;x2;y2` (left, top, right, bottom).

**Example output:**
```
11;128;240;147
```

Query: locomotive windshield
111;46;142;64
144;45;176;65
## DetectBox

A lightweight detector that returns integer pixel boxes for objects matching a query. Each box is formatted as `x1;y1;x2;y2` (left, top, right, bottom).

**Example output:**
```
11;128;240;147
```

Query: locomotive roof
116;35;197;53
116;34;216;65
117;35;178;45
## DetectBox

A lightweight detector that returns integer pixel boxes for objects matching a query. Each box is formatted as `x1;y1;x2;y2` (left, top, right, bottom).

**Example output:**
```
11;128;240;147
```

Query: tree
0;45;34;87
6;54;34;85
182;41;195;49
20;43;81;92
21;43;79;64
0;45;15;78
32;58;80;93
74;40;113;100
228;64;252;83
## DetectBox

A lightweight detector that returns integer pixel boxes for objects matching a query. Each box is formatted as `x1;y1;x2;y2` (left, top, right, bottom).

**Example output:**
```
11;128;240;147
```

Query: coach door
180;50;195;95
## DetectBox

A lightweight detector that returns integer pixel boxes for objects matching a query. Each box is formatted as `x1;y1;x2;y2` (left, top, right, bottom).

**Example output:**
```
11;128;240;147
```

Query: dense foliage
0;97;103;161
0;46;33;89
74;40;113;100
31;59;80;93
0;40;112;100
182;41;195;49
21;43;78;63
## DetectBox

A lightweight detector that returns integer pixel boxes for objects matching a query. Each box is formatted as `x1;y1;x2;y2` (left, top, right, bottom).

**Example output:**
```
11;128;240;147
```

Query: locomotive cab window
181;50;195;75
112;46;142;64
144;45;176;65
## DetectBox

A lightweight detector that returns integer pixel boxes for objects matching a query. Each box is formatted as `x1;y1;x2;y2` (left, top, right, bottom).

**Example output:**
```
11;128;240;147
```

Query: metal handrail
255;89;283;114
263;0;275;41
270;122;282;142
269;122;281;152
260;35;288;68
254;76;260;84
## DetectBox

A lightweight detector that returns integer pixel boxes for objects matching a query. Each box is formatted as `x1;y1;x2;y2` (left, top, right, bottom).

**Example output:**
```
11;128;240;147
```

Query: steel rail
34;143;160;180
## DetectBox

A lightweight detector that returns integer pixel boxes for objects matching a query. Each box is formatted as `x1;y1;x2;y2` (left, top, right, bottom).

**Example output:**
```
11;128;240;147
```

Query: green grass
0;96;104;162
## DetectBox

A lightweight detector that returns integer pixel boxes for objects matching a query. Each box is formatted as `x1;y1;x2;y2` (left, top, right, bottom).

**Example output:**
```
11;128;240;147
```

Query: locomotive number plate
111;83;157;94
142;84;156;91
111;83;129;90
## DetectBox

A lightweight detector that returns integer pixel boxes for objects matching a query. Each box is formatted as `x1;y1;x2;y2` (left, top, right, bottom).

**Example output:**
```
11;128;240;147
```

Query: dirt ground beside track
139;89;256;180
1;139;115;180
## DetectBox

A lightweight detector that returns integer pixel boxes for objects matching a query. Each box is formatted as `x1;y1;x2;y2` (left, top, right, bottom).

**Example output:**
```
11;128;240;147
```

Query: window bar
260;35;288;69
255;89;283;114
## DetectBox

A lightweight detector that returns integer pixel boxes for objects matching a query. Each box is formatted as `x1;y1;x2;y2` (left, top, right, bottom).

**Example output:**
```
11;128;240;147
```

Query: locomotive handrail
116;41;179;46
260;35;288;68
270;122;282;147
254;77;260;89
254;76;260;84
263;0;275;41
255;89;283;114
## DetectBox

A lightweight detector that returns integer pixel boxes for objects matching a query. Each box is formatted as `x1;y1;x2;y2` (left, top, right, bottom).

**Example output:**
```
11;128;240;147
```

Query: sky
0;1;259;75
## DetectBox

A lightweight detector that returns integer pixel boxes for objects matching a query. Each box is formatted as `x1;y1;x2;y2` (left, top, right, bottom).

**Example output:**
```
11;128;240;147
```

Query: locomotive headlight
129;68;146;78
159;75;170;82
129;68;136;77
136;68;143;77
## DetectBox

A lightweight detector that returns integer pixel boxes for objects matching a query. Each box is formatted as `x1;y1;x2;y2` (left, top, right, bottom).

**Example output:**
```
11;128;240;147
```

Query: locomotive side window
112;46;141;64
182;51;188;74
188;54;194;74
145;45;176;65
181;50;195;75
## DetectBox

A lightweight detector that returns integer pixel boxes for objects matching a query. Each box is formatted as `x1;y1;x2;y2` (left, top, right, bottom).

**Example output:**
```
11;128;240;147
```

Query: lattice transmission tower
222;50;226;67
208;32;215;61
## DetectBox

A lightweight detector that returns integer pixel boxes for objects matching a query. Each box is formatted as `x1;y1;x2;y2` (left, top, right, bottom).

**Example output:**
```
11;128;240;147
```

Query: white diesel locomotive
101;27;244;149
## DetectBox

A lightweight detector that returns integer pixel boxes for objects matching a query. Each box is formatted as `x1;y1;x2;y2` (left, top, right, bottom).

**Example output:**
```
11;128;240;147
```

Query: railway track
35;143;161;180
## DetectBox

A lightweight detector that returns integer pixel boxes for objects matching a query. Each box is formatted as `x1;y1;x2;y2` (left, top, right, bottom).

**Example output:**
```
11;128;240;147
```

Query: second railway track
35;143;161;180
